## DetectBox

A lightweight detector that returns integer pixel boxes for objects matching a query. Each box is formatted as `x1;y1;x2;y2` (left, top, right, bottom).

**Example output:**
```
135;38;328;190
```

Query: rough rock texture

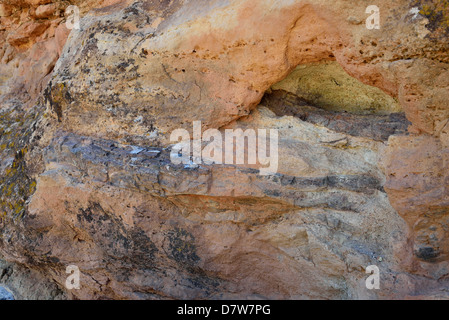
270;62;402;115
262;90;410;142
0;0;448;299
0;259;66;299
0;0;124;101
0;285;14;300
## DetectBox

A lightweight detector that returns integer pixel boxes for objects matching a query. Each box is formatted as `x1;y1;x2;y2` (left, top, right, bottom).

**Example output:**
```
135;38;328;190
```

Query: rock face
0;0;448;299
0;285;14;300
270;62;402;115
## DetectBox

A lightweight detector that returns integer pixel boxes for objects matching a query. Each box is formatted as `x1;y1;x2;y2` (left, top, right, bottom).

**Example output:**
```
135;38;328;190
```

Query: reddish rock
7;20;50;48
0;4;13;17
34;4;57;19
384;134;449;276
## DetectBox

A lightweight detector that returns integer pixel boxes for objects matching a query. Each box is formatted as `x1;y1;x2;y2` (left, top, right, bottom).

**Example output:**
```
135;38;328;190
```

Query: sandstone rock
384;134;449;276
395;59;449;137
0;0;448;300
262;90;410;141
0;0;133;102
25;0;52;6
0;4;13;17
271;62;402;115
0;259;66;299
34;3;57;19
7;20;50;48
19;107;414;299
46;0;449;147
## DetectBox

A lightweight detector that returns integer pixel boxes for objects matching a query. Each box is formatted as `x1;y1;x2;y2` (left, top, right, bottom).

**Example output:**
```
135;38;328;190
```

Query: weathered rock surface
0;285;14;300
262;90;411;141
270;62;402;115
0;0;123;101
0;0;448;299
0;259;66;299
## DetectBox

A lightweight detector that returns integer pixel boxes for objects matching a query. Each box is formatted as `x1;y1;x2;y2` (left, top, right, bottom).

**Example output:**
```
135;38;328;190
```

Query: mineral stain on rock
415;0;449;36
167;228;200;268
0;104;41;223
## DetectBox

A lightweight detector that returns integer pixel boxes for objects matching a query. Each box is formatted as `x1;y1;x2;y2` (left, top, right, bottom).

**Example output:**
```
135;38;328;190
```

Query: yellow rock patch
271;61;402;115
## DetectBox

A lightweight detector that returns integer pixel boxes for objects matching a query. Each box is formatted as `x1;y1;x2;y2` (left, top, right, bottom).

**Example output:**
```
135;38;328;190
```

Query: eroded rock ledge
262;90;411;141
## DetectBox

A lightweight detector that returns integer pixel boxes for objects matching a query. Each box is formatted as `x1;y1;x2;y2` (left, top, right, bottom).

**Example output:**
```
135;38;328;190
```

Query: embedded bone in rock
0;0;448;300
